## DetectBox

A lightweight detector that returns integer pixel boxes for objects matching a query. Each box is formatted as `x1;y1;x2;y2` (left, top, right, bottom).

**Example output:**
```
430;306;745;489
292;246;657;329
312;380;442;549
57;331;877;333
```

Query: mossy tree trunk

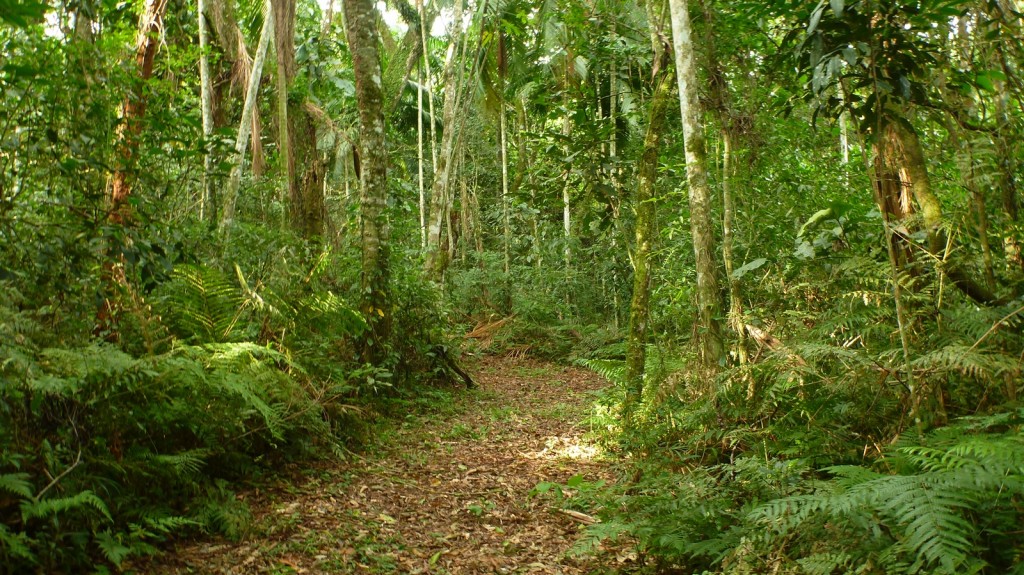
344;0;391;363
623;59;674;431
670;0;724;373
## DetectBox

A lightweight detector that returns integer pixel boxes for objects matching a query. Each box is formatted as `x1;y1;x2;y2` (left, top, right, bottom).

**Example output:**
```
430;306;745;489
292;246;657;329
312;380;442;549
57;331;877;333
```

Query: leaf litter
138;356;635;574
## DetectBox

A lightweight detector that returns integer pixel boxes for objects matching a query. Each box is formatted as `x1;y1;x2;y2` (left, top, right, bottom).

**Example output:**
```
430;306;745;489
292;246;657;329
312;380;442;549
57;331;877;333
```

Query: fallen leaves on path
140;357;633;574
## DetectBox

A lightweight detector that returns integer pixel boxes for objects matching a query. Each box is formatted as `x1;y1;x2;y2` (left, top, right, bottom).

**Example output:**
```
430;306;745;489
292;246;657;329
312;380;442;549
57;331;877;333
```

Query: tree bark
670;0;724;373
344;0;391;362
623;62;674;430
423;0;465;280
198;0;215;222
109;0;169;222
274;0;325;238
220;1;273;234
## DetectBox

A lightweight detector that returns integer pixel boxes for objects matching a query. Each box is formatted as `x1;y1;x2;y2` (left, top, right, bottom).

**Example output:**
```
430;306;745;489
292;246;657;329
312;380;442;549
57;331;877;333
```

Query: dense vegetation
1;0;1022;572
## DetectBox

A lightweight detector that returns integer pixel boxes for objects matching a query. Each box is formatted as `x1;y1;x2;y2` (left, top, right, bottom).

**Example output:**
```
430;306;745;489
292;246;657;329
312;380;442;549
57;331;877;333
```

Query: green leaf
731;258;768;280
829;0;844;17
807;1;827;36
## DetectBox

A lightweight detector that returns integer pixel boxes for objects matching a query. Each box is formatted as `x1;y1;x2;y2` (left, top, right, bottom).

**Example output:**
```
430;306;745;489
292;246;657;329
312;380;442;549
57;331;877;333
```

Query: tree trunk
623;63;673;430
879;120;1001;305
273;0;324;238
669;0;724;373
418;61;426;248
500;97;511;274
198;0;215;222
561;68;572;270
417;0;438;173
220;1;273;233
424;0;465;280
109;0;169;222
273;0;292;221
344;0;391;362
721;131;748;367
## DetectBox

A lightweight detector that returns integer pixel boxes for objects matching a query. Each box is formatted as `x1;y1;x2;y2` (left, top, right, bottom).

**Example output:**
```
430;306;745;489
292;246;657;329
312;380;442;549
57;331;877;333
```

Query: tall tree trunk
418;61;426;248
670;0;724;373
561;67;572;270
344;0;391;362
417;0;438;172
273;0;292;222
424;0;465;280
109;0;169;222
721;131;748;367
98;0;169;337
700;0;746;368
500;101;511;274
623;62;674;431
275;0;325;238
220;1;273;233
198;0;215;221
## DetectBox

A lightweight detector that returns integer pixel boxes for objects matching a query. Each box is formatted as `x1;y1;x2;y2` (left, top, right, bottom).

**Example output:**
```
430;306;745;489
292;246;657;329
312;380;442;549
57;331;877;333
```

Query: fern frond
910;344;1017;381
0;524;34;561
143;449;211;477
577;358;626;385
21;490;112;523
0;473;33;499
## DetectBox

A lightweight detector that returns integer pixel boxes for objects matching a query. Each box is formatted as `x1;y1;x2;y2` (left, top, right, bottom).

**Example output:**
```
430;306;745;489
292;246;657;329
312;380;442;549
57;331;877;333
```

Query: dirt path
144;357;631;574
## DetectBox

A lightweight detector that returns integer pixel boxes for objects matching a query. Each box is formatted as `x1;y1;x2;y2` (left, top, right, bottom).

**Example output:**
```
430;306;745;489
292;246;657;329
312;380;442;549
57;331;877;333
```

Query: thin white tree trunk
500;102;511;274
561;76;571;269
669;0;724;372
418;62;426;248
418;0;438;172
220;0;273;233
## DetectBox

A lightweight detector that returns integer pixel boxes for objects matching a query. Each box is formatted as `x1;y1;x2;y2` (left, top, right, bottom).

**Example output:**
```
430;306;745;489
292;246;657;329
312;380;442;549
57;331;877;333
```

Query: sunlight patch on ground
521;435;601;462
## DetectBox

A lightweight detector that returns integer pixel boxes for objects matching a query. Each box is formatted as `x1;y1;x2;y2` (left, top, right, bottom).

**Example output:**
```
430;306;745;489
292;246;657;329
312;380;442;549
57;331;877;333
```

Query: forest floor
140;356;635;575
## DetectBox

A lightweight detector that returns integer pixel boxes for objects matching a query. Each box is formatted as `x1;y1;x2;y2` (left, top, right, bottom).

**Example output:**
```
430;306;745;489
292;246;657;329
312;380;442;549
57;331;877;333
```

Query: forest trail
146;357;630;574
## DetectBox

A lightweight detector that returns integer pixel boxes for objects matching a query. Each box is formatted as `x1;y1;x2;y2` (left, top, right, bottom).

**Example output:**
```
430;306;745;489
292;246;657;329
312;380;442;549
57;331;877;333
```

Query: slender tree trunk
670;0;724;373
109;0;170;221
418;62;426;248
721;131;748;368
98;0;169;336
623;64;673;430
561;72;572;270
220;2;273;233
500;101;511;274
424;0;465;280
344;0;391;362
198;0;215;221
273;0;292;224
418;0;438;172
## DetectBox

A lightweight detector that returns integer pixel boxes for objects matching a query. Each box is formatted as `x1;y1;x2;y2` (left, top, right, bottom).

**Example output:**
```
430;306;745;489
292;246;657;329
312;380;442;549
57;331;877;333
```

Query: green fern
751;416;1024;574
160;265;249;342
0;524;33;561
0;473;32;499
20;490;112;523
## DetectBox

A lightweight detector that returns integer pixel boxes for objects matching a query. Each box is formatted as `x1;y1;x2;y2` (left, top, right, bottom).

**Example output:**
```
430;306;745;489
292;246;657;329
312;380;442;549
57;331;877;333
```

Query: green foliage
0;284;344;571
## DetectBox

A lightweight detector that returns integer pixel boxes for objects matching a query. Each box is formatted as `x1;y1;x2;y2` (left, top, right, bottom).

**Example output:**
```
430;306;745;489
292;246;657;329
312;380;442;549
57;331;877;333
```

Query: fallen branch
559;509;599;525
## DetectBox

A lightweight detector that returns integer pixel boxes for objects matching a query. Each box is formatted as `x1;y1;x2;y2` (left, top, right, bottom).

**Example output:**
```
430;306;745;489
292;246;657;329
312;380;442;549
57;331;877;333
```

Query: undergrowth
546;252;1024;574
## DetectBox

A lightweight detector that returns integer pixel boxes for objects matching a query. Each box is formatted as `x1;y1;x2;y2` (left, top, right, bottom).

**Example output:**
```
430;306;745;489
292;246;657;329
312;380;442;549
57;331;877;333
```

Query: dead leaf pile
138;357;633;574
